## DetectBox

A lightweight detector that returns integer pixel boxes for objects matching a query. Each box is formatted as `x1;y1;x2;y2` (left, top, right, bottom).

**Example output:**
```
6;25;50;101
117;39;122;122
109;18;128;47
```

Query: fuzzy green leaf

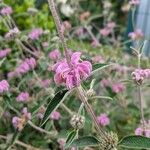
119;135;150;149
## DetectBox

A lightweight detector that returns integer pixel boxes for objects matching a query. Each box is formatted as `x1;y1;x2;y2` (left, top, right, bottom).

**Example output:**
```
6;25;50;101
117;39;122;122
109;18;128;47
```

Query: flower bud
70;114;85;129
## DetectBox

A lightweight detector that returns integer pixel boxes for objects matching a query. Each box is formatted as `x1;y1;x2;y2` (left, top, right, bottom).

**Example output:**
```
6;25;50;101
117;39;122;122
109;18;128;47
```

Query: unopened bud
70;114;85;129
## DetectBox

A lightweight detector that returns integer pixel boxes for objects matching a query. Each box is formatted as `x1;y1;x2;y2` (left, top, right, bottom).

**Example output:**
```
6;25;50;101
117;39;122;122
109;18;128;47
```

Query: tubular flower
0;48;11;58
53;52;92;89
16;92;29;102
28;28;43;40
97;113;110;126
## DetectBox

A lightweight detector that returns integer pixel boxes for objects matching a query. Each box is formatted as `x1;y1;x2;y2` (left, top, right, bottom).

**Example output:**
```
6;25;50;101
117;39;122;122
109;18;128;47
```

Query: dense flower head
135;120;150;137
50;111;61;120
112;82;125;93
0;48;11;58
16;57;36;75
97;113;110;126
53;52;92;89
129;0;140;5
132;69;150;83
0;6;13;15
0;80;9;94
5;27;20;39
28;28;43;40
12;107;31;131
128;29;143;40
16;92;29;102
49;49;61;61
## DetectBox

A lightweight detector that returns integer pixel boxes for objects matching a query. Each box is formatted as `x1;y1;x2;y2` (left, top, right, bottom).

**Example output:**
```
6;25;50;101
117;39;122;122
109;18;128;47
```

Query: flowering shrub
0;0;150;149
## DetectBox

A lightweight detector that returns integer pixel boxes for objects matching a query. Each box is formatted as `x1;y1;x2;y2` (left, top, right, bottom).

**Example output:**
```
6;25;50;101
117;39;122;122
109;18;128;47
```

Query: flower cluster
97;113;110;126
135;120;150;137
49;49;61;61
53;52;92;89
9;57;36;78
100;22;116;37
112;82;126;93
5;27;20;39
16;92;30;102
129;0;140;5
0;48;11;58
0;80;9;94
132;69;150;84
12;107;31;131
50;111;61;120
28;28;43;40
41;79;51;88
0;6;13;15
101;79;125;94
128;29;143;40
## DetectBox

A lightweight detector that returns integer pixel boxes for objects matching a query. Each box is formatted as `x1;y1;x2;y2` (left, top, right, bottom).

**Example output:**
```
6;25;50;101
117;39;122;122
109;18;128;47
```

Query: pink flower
129;0;140;5
101;79;111;87
76;28;84;36
61;21;72;33
0;6;13;15
42;42;49;48
100;28;111;36
112;82;125;93
57;138;65;149
128;29;143;40
16;57;36;75
107;22;116;29
36;106;45;119
132;69;150;83
12;116;23;131
41;79;51;88
28;28;43;40
145;129;150;138
5;27;20;39
50;111;61;120
53;52;92;89
97;113;110;126
0;48;11;58
49;49;61;61
0;80;9;94
135;127;143;136
22;107;31;120
16;92;29;102
92;55;104;64
91;40;100;48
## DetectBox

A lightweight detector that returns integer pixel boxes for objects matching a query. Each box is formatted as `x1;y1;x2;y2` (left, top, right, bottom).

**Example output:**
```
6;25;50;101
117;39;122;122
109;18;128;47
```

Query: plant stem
76;86;106;138
47;0;71;66
137;54;145;127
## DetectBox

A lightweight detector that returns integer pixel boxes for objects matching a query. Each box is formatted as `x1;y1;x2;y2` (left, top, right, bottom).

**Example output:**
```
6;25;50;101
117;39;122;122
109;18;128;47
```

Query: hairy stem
47;0;71;66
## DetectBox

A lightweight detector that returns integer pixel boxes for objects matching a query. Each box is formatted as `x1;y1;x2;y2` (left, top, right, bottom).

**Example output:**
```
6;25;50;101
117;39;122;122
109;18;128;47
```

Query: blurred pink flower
107;22;116;29
97;113;110;126
49;49;61;61
132;69;150;83
129;0;140;5
135;127;143;136
91;40;100;48
42;42;49;48
12;116;23;131
100;28;111;36
135;120;150;137
22;107;31;120
0;48;11;58
41;79;51;88
61;21;72;33
57;138;65;149
101;79;111;87
0;6;13;15
0;80;9;94
28;28;43;40
16;92;29;102
92;55;104;64
16;57;36;75
76;28;84;36
128;29;143;40
36;106;45;119
5;27;20;39
50;111;61;120
112;82;125;93
53;52;92;89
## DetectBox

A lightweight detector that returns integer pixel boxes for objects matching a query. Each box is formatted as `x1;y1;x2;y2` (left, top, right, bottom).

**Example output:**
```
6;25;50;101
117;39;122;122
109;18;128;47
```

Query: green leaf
91;63;113;76
68;136;100;148
65;130;78;148
119;135;150;149
40;89;69;127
